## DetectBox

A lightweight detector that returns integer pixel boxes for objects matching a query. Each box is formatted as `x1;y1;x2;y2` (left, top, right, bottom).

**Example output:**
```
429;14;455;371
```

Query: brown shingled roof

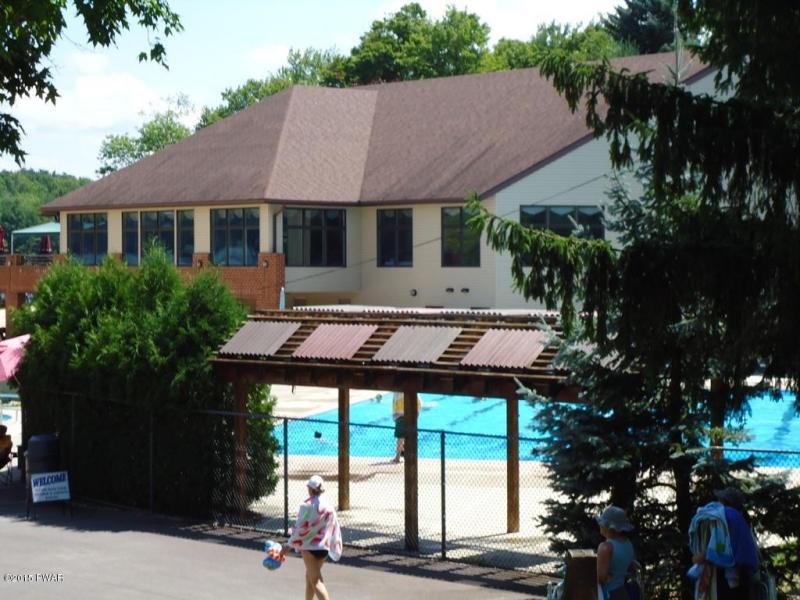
43;53;711;215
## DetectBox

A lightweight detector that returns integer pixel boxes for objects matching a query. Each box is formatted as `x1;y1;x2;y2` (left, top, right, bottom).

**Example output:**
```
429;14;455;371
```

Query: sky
1;0;619;179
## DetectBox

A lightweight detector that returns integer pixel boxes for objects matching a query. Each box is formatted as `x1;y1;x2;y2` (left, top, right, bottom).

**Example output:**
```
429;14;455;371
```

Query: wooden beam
338;387;350;511
233;381;249;513
404;389;419;551
506;393;520;533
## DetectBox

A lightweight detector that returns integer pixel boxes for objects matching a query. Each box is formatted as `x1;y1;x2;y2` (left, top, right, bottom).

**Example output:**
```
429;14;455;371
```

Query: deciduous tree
97;95;191;175
1;0;182;164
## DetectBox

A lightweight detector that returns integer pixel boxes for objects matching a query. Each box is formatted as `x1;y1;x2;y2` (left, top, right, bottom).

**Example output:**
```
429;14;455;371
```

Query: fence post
441;430;446;559
149;409;154;512
283;418;289;537
70;395;75;471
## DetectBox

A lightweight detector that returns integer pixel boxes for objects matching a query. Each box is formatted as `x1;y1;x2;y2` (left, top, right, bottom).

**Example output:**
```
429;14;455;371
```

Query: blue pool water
279;391;799;461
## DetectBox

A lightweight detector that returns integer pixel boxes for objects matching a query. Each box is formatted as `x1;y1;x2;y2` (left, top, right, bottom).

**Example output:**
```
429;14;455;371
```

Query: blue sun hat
262;540;284;570
596;506;634;532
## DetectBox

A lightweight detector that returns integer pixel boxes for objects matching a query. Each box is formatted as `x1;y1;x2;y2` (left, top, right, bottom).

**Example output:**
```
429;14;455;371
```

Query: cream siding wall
356;199;496;308
283;206;362;294
493;137;618;308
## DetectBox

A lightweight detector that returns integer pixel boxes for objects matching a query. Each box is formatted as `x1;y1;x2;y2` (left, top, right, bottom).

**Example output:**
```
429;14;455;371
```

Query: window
377;209;412;267
441;207;479;267
141;210;175;263
122;212;139;266
177;210;194;266
211;208;259;266
67;213;107;265
520;206;604;239
283;208;345;267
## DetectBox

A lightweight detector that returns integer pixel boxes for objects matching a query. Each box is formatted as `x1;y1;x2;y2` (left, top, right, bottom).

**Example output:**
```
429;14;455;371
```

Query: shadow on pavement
0;478;551;598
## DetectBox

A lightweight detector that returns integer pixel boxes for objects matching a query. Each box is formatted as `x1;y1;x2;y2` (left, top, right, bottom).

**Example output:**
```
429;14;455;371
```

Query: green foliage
526;168;800;598
322;4;491;86
483;23;636;72
97;95;192;175
0;0;181;164
197;48;342;128
602;0;676;54
12;247;279;515
0;169;88;252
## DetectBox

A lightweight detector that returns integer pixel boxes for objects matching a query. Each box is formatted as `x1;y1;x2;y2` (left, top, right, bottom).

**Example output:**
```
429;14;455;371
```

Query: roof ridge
262;86;297;201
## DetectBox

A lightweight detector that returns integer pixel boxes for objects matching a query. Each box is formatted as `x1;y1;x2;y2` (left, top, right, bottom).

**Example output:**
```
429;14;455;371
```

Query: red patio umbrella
39;234;52;254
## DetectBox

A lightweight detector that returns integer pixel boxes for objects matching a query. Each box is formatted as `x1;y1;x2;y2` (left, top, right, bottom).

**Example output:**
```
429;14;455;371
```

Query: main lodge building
2;53;712;312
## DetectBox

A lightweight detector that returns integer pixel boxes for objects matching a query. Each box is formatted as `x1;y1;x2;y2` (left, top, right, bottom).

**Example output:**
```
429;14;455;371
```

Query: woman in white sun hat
281;475;343;600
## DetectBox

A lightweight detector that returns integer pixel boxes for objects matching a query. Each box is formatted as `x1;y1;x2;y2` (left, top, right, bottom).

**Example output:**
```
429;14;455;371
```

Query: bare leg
302;551;330;600
393;437;404;462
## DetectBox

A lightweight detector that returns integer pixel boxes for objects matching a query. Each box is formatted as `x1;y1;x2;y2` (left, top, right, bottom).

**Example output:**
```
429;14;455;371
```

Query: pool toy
262;540;285;570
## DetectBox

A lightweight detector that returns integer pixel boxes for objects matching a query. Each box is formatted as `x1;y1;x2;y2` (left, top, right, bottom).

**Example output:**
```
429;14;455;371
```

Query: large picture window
283;208;345;267
211;208;259;266
141;210;175;263
377;209;412;267
441;207;479;267
67;212;107;265
177;210;194;266
122;212;139;266
520;206;604;239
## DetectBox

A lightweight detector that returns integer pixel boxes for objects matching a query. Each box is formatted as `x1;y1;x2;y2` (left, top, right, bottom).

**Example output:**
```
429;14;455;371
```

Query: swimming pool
278;391;799;460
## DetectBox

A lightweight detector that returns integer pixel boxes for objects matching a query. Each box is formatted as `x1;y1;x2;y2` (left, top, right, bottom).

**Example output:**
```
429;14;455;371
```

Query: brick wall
1;252;285;316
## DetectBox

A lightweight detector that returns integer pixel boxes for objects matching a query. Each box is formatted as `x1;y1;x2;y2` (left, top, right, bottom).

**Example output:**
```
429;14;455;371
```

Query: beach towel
287;496;343;561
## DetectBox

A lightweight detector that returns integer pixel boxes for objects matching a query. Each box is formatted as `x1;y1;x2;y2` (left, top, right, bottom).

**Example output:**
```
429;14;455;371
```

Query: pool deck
271;384;387;419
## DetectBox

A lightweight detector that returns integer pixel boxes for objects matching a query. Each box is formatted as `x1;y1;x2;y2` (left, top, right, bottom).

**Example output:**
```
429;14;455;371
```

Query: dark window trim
141;209;176;264
519;205;605;238
122;211;139;266
210;207;260;267
283;207;347;268
377;208;413;268
177;209;194;267
67;212;108;266
441;206;480;268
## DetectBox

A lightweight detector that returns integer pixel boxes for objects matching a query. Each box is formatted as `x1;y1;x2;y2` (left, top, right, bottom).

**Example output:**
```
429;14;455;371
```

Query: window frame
441;206;480;268
519;205;605;239
377;208;413;268
67;212;108;266
122;211;139;266
283;207;347;268
210;207;260;267
176;210;195;266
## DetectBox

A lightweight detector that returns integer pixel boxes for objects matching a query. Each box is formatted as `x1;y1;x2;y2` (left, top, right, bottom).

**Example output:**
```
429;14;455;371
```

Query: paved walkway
0;482;547;599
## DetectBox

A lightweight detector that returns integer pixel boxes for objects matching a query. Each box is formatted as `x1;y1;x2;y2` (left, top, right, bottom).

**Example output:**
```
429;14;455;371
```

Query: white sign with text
30;471;70;503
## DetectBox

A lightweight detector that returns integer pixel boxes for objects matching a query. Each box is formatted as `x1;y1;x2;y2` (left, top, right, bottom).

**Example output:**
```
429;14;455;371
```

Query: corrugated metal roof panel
372;326;461;363
219;321;301;357
461;329;550;368
293;324;378;359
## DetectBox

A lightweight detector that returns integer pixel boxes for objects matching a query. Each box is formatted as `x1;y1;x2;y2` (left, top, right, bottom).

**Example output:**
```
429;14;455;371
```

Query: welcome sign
30;471;71;503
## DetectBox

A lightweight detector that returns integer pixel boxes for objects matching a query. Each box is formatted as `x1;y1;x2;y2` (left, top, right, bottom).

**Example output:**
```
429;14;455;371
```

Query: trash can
26;433;61;476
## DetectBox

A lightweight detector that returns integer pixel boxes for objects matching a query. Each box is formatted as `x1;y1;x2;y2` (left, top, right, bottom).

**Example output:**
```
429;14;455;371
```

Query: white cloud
376;0;619;43
242;43;292;78
9;50;163;135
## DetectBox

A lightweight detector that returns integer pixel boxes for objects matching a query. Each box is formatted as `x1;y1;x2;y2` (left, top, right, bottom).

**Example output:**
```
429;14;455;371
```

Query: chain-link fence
19;393;800;574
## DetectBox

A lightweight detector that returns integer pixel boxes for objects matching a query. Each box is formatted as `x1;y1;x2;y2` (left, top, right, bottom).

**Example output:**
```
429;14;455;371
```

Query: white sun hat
306;475;325;492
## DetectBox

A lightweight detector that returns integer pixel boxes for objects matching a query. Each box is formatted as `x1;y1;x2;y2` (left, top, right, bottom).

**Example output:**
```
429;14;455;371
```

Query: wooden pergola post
338;387;350;510
404;389;419;551
506;393;520;533
234;381;250;512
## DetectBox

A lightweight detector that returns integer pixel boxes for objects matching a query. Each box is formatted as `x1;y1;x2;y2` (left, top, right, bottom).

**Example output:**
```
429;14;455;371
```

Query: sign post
27;470;71;518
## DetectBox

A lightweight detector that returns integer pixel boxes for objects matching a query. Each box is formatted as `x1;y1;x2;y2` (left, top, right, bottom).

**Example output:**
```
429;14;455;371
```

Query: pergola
212;307;576;550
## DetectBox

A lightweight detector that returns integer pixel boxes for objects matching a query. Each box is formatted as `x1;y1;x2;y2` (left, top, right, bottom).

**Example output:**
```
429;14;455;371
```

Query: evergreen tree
602;0;675;53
